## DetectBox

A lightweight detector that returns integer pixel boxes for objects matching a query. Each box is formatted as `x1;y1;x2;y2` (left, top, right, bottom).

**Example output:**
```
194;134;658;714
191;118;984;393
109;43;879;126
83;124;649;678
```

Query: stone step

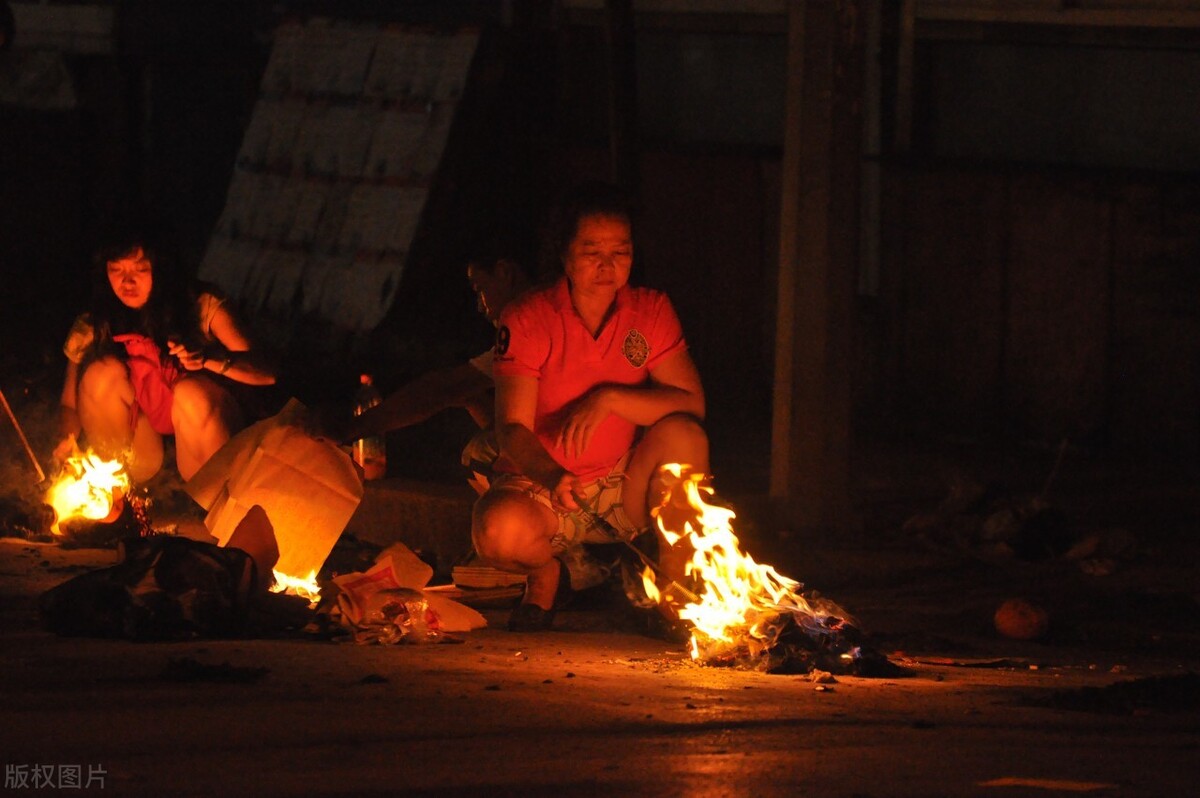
344;477;477;574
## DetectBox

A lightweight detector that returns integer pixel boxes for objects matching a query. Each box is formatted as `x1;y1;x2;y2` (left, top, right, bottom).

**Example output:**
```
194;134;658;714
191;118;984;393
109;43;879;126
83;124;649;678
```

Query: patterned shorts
488;451;642;553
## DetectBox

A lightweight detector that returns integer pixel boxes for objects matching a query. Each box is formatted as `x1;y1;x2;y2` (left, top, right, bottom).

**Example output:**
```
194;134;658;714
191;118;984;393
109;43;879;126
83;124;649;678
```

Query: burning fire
45;450;130;535
647;464;852;664
271;568;321;606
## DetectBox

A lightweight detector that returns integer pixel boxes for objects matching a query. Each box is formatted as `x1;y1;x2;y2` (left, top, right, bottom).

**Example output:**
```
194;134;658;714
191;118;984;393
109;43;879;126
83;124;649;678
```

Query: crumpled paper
333;542;486;643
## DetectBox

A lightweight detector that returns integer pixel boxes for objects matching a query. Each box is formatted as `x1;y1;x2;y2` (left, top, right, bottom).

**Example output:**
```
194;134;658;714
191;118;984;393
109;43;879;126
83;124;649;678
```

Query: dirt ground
2;446;1198;797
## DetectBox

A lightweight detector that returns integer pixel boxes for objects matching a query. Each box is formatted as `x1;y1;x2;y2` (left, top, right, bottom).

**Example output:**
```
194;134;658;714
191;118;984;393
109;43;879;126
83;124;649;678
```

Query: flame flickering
648;464;861;669
271;568;321;606
45;450;130;535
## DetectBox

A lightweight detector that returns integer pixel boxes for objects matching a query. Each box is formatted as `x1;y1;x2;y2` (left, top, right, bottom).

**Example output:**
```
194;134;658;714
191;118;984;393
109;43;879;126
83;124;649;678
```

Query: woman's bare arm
345;363;493;442
54;361;82;459
174;303;277;385
495;373;582;511
556;349;705;460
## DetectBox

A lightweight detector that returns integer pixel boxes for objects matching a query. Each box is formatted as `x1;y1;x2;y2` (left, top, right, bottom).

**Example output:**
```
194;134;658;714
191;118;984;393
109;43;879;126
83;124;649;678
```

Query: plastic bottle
352;373;387;480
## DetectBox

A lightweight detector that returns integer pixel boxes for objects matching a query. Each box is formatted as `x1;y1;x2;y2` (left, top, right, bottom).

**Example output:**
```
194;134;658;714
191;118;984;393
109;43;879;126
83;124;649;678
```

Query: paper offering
187;401;363;582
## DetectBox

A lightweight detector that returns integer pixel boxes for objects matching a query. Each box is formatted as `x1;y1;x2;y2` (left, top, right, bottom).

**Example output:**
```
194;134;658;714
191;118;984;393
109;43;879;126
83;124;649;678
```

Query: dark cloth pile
40;535;311;641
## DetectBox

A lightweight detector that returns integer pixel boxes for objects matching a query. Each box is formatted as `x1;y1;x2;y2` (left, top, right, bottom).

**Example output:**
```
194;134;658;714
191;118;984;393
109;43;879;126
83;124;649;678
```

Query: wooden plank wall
882;165;1199;455
1110;183;1200;452
886;169;1008;435
1005;175;1111;444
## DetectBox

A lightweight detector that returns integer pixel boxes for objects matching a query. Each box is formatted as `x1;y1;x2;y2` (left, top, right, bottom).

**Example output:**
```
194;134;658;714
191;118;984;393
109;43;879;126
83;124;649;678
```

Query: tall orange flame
651;464;852;662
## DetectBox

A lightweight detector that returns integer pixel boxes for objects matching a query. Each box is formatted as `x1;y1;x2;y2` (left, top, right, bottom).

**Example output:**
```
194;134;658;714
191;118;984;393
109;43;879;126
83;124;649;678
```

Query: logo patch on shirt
496;325;511;356
622;328;649;368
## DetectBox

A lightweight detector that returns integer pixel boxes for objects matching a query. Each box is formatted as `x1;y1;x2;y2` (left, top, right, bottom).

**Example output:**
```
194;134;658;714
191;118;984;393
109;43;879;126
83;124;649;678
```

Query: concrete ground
2;452;1198;797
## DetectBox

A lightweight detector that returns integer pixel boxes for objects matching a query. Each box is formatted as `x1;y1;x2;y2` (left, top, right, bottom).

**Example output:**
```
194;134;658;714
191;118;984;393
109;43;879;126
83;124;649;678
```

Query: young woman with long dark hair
56;225;276;481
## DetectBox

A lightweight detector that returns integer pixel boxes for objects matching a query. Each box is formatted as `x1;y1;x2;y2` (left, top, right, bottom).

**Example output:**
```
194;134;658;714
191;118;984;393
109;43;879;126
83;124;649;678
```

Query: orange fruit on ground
994;598;1049;640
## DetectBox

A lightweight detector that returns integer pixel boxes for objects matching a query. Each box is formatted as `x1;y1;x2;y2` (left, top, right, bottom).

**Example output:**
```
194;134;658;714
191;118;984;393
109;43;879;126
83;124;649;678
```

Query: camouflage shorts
488;451;642;554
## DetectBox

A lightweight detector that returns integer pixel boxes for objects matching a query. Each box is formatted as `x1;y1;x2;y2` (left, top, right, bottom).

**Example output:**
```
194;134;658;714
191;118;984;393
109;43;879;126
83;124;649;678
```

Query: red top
493;276;686;479
112;334;181;435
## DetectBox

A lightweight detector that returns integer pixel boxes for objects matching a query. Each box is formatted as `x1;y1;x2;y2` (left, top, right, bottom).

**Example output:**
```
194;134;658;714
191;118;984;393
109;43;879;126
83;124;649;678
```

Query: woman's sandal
508;557;573;632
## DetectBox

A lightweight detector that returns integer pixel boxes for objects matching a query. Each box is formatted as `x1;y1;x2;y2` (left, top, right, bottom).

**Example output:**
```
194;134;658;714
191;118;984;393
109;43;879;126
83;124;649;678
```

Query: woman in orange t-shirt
473;183;710;631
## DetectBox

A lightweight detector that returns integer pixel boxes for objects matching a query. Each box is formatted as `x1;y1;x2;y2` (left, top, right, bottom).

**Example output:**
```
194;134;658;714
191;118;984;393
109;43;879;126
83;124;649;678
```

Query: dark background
2;0;1197;507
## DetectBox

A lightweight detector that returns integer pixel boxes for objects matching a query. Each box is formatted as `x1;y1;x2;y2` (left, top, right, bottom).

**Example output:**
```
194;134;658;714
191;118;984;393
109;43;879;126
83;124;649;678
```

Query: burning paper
648;464;896;675
45;449;130;535
271;568;321;606
187;400;361;588
221;502;321;607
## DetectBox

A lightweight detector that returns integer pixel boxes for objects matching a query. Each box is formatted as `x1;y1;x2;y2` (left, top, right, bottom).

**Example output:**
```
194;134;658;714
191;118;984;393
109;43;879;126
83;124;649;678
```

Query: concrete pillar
771;0;865;533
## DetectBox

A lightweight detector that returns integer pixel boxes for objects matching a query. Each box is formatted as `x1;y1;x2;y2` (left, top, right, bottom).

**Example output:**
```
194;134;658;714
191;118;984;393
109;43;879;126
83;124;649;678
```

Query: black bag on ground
39;536;257;641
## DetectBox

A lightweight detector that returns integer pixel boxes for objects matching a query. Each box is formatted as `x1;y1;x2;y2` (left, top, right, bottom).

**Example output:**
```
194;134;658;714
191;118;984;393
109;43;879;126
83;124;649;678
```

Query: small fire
649;464;852;664
271;569;321;606
45;450;130;535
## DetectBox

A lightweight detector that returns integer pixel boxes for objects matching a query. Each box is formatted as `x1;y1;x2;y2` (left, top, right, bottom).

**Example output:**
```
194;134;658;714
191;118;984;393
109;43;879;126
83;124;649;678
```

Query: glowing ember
650;464;853;664
271;569;321;606
45;450;130;535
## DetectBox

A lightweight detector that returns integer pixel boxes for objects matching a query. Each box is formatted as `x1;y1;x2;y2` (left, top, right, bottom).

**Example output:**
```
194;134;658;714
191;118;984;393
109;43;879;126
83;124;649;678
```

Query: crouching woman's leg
472;486;562;612
622;413;710;530
77;356;163;482
171;375;243;481
621;413;709;613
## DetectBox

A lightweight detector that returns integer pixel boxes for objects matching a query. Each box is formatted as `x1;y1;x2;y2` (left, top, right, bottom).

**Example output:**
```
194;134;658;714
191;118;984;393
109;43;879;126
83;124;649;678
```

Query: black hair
542;181;635;274
87;221;198;363
464;228;538;282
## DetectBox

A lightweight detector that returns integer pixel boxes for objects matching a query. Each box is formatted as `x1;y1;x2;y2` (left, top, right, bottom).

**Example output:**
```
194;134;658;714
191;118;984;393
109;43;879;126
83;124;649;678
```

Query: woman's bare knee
622;414;710;528
76;357;137;456
172;377;220;424
171;376;240;440
172;376;241;480
650;412;706;443
471;491;554;571
78;357;132;406
640;413;709;470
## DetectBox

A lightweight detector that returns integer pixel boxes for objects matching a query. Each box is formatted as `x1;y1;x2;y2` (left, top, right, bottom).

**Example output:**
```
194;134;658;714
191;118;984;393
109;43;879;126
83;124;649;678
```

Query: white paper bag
187;400;362;580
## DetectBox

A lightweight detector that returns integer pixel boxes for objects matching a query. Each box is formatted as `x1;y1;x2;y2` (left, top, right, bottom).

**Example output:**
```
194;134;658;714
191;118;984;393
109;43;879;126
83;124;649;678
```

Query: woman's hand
556;388;611;460
51;433;78;465
550;470;582;514
167;340;207;371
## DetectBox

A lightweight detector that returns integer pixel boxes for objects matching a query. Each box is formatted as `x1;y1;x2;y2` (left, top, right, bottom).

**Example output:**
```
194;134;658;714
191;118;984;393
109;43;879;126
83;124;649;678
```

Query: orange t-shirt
493;277;686;479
